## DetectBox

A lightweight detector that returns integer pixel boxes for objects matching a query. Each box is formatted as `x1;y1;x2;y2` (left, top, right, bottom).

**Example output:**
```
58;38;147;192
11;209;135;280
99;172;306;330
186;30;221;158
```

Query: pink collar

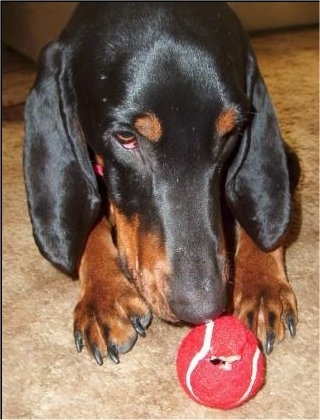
93;163;104;177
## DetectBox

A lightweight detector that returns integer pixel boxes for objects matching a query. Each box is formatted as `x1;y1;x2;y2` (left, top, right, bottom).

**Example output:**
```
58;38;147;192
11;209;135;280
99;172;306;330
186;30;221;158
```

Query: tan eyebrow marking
134;113;162;142
216;108;238;136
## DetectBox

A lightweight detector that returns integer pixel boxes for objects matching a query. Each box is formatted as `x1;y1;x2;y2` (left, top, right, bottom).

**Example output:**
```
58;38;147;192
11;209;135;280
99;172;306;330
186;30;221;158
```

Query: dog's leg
73;217;152;365
233;227;298;354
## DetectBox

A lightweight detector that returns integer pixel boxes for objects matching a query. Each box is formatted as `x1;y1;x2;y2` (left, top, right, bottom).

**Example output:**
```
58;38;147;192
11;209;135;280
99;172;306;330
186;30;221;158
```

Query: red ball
176;315;265;410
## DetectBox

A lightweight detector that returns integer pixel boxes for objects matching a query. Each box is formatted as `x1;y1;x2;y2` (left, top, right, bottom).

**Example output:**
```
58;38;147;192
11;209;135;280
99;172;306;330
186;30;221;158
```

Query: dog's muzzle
168;277;226;324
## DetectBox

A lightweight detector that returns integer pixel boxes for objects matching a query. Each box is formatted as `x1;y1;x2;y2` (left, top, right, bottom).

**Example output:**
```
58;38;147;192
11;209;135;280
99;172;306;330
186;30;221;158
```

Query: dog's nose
168;283;226;325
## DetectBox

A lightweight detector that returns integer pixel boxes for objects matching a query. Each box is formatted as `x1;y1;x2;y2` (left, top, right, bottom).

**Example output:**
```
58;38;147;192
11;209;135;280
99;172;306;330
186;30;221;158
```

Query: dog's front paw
73;277;152;365
233;263;298;354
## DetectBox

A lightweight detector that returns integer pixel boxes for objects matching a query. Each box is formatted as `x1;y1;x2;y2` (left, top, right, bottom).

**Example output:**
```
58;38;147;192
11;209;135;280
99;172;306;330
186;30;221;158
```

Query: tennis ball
176;315;265;410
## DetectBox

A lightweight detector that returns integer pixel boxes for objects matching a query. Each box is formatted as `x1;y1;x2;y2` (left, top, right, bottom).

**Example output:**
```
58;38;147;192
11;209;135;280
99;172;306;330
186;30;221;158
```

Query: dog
24;2;299;365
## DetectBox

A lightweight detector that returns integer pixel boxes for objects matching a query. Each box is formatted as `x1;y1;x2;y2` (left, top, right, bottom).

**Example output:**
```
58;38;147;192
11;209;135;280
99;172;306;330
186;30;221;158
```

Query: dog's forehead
125;41;227;109
101;40;246;131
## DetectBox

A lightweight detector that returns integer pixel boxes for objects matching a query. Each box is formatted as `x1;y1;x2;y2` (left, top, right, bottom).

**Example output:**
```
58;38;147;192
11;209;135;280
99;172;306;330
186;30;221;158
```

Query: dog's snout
168;281;226;325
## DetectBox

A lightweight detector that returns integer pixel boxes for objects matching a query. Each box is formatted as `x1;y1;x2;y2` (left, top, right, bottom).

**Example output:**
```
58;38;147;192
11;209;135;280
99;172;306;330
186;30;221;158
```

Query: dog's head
24;4;291;324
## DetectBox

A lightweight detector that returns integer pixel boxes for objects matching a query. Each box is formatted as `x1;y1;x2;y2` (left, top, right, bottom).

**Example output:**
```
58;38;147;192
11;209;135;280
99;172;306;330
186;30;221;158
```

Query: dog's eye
114;131;138;150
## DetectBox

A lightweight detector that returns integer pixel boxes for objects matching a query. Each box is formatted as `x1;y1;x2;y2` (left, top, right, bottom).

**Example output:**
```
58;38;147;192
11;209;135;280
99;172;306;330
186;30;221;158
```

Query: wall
3;2;319;61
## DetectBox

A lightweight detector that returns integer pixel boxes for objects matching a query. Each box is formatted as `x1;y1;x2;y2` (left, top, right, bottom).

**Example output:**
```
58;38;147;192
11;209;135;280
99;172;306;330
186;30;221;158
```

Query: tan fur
95;154;105;169
233;227;298;342
216;108;237;136
135;231;177;322
112;206;176;321
75;217;149;349
134;113;162;142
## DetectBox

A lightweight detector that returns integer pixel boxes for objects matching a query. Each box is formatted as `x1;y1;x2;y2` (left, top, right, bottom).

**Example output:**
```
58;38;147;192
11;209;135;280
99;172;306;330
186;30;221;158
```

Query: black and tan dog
24;2;299;365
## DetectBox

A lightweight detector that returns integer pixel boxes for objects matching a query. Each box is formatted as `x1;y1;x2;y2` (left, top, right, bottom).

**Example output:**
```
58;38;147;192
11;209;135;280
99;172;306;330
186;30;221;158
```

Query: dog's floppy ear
24;42;101;274
225;48;291;251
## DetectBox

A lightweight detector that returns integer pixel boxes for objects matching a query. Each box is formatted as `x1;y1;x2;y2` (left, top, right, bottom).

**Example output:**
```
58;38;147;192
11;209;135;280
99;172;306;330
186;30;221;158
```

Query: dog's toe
234;279;298;354
73;280;152;365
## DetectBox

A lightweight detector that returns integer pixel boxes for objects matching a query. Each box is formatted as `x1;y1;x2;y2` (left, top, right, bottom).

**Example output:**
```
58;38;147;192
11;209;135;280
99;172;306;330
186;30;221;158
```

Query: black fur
24;2;296;322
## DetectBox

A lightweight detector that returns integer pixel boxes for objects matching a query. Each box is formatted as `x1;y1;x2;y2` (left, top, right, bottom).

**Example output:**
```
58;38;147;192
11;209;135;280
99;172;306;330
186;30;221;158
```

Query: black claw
140;311;153;329
285;313;296;337
74;330;84;353
92;346;103;366
268;312;276;329
131;315;146;337
247;312;254;330
107;343;120;364
265;330;275;355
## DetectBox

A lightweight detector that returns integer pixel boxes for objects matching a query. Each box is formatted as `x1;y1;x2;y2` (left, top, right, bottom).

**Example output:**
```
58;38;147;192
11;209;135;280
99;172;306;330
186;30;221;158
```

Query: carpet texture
2;28;319;419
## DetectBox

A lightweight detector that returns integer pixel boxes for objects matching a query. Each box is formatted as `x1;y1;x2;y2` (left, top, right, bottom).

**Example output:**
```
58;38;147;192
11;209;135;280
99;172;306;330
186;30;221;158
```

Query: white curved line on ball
237;347;261;404
185;320;214;399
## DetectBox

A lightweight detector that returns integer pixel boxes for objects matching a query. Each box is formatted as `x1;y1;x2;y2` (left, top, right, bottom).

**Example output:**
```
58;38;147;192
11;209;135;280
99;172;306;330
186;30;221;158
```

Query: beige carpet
2;28;319;419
